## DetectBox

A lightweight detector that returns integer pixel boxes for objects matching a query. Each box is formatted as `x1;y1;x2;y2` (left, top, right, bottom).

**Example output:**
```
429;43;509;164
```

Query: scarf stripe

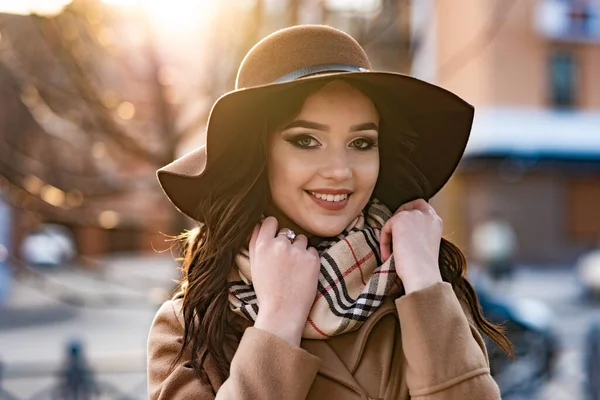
362;228;381;264
227;198;403;339
320;252;355;307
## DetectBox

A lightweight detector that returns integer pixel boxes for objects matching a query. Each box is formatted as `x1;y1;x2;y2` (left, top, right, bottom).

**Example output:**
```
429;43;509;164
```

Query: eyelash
286;135;378;151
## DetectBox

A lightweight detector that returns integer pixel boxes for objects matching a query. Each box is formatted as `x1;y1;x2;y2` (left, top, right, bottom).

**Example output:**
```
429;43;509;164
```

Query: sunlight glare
101;0;217;34
0;0;72;16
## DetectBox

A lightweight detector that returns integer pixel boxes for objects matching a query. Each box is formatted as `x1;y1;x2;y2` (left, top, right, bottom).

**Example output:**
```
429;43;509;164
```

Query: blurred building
416;0;600;264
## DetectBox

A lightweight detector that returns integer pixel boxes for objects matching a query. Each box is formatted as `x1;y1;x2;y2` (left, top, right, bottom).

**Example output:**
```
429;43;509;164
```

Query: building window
549;50;578;108
535;0;600;42
566;0;599;37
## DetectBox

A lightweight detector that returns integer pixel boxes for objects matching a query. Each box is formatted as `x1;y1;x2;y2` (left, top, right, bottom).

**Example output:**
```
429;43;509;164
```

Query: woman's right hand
249;216;321;347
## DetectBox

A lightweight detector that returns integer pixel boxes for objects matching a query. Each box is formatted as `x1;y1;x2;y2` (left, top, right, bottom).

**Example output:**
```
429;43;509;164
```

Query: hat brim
157;71;474;221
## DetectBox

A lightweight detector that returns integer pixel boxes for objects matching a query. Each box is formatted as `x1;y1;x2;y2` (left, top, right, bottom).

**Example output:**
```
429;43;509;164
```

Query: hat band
273;64;369;83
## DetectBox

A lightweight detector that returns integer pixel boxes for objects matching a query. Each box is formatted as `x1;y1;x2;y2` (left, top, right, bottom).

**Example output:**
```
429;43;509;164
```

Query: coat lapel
302;296;399;393
301;339;366;395
328;296;398;373
227;296;400;395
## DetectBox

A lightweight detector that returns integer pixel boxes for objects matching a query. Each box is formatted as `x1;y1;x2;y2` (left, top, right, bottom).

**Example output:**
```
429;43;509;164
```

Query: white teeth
308;191;348;202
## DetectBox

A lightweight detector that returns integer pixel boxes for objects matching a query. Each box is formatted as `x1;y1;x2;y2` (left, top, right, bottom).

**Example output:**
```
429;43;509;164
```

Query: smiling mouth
304;190;351;203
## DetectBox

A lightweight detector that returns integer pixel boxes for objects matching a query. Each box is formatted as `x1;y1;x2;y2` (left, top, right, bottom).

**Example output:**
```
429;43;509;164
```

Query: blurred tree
0;0;267;235
0;0;412;261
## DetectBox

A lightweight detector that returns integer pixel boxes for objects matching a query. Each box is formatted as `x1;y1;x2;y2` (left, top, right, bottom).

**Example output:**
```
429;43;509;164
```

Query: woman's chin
305;223;346;238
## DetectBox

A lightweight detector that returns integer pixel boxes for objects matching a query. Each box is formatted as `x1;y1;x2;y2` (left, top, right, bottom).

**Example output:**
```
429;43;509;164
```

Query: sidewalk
0;254;180;398
4;253;179;311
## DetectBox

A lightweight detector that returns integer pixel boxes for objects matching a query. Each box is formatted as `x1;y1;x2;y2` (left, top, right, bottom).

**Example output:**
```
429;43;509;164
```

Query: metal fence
0;341;147;400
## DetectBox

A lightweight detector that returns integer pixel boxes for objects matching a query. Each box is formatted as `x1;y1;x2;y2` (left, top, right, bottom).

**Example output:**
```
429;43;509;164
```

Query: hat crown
235;25;372;89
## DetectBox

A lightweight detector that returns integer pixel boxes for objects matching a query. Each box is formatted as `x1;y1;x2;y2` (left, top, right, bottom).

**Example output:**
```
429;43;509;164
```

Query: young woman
147;25;512;399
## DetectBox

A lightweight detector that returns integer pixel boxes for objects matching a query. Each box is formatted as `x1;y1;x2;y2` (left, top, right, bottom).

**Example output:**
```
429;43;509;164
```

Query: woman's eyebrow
283;120;379;132
350;122;379;132
282;120;329;131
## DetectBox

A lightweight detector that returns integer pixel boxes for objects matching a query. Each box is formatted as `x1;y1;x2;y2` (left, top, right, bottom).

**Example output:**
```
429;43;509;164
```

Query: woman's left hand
380;198;443;294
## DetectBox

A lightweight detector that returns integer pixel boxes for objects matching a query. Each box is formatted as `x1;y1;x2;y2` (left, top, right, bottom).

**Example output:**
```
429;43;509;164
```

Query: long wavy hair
170;78;514;384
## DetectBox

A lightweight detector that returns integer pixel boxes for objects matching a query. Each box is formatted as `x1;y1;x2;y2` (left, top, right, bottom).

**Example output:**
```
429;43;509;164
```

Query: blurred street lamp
40;184;65;207
23;175;44;196
116;101;135;120
98;210;119;229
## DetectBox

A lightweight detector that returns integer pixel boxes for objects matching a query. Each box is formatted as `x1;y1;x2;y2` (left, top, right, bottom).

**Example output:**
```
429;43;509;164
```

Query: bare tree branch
31;15;168;166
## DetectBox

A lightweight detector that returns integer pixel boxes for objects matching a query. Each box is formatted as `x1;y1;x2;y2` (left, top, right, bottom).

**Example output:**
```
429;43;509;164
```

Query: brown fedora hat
157;25;474;221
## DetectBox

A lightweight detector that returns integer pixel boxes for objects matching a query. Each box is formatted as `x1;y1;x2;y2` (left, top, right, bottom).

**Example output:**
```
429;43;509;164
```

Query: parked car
577;249;600;300
20;224;77;267
470;270;558;399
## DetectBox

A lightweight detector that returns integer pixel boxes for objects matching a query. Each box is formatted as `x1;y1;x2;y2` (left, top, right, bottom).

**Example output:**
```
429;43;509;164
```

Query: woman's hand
380;198;443;294
249;216;321;346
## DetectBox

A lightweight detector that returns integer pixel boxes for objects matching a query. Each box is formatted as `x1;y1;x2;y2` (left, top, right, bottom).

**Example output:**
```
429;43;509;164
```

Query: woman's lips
305;191;350;211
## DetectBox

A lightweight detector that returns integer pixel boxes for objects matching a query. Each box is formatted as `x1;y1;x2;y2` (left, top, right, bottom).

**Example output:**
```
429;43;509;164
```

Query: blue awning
464;107;600;159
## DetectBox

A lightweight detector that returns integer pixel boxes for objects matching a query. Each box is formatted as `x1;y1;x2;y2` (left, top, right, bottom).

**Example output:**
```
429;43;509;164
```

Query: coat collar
301;296;398;387
328;296;398;373
229;296;399;395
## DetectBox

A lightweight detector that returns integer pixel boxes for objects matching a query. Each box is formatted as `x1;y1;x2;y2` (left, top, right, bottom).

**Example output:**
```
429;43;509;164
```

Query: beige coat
147;282;502;399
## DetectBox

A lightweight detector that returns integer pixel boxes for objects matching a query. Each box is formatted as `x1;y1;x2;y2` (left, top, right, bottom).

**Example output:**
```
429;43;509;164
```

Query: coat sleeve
394;282;502;400
147;300;322;400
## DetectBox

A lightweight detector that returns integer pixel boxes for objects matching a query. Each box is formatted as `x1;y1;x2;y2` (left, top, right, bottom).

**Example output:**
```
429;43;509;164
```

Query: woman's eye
352;138;377;150
288;135;319;148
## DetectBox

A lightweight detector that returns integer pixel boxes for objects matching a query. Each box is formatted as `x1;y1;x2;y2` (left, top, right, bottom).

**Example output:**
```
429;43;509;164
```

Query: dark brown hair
171;78;514;384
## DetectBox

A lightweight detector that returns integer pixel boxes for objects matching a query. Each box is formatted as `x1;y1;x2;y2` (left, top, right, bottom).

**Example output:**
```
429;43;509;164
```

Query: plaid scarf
227;198;404;339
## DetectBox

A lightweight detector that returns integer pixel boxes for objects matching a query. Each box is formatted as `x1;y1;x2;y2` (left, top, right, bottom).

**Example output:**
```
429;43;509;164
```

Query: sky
0;0;72;15
0;0;220;35
0;0;381;17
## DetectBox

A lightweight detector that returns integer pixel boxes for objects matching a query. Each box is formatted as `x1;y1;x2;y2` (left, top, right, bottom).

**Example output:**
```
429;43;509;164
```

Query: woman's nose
319;150;353;181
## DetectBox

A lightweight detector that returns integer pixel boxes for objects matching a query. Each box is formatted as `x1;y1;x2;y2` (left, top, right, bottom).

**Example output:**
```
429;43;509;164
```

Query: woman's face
267;80;380;238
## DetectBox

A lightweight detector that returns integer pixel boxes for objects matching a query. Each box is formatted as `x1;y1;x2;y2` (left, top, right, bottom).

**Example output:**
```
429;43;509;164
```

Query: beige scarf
227;198;404;339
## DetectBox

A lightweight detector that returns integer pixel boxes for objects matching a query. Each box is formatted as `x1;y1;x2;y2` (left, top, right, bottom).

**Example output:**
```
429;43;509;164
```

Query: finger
257;216;279;244
292;234;308;248
274;229;294;245
379;220;393;263
249;223;260;260
393;200;416;214
428;203;439;217
396;198;430;213
307;246;319;258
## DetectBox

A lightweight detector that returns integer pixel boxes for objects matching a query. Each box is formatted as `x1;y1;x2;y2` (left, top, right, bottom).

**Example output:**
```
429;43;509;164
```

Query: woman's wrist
254;312;304;347
402;271;443;294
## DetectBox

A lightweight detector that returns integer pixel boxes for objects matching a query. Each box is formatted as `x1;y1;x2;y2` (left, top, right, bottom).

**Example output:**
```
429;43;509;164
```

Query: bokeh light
40;185;65;207
98;210;120;229
0;0;71;16
100;0;218;34
116;101;135;120
23;175;44;196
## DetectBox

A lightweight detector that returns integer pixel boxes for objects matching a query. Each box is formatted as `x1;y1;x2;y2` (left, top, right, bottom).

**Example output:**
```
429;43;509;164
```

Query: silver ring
277;229;296;243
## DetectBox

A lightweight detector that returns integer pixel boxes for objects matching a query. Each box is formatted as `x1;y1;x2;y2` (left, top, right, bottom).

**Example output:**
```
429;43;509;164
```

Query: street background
1;0;600;399
3;257;600;399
